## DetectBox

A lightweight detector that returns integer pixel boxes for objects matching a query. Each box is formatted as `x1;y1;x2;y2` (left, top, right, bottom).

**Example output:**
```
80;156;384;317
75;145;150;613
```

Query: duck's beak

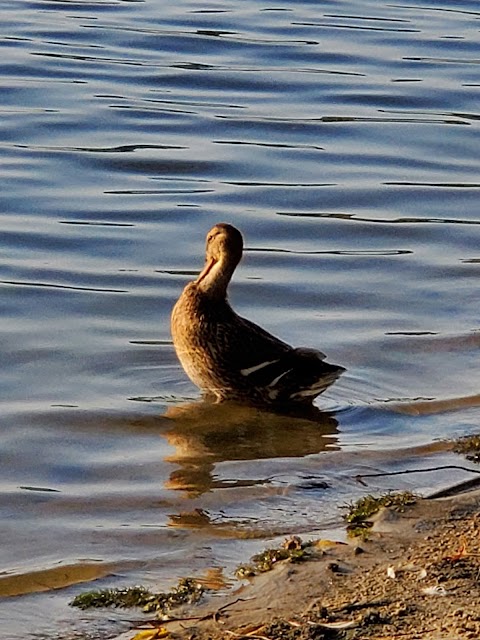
196;257;217;285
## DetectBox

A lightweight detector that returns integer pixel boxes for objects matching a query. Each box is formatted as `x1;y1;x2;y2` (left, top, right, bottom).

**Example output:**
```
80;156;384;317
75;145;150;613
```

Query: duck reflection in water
162;400;339;501
171;223;344;409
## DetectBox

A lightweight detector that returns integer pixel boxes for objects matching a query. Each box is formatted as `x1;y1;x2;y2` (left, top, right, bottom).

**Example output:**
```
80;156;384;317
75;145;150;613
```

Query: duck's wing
239;344;343;402
215;312;290;369
215;312;341;400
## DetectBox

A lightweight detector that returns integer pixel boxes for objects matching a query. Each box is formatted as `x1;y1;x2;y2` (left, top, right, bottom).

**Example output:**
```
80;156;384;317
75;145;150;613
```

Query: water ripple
0;279;127;293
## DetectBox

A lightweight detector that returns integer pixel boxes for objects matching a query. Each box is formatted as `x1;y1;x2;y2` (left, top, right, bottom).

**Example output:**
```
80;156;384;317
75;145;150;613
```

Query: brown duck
171;223;344;406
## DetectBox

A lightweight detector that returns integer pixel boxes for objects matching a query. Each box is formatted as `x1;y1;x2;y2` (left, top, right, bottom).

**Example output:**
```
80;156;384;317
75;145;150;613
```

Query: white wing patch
267;368;293;388
240;359;280;376
267;368;294;399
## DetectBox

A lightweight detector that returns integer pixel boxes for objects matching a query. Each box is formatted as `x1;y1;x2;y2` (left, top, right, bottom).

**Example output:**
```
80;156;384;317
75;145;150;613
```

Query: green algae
452;434;480;464
235;537;312;578
70;577;204;613
344;491;419;538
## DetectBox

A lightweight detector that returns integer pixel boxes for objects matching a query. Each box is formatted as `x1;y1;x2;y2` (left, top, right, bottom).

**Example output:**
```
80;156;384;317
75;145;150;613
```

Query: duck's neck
196;258;235;300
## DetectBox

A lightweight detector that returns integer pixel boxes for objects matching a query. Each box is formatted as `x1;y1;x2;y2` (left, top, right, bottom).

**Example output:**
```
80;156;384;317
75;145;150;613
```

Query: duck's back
171;282;343;404
171;282;288;399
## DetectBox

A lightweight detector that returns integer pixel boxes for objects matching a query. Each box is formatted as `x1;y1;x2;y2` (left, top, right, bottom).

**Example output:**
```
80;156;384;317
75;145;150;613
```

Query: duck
171;223;344;407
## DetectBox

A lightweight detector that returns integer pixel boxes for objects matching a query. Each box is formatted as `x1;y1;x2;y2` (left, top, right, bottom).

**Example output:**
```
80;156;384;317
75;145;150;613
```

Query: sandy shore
129;484;480;640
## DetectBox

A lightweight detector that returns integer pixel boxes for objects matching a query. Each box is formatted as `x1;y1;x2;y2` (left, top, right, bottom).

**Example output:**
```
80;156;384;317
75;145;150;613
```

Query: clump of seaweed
70;577;204;613
452;434;480;464
344;491;418;538
235;536;312;579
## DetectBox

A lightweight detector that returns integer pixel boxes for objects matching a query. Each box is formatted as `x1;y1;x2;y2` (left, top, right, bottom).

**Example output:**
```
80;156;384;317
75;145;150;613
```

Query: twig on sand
355;464;480;486
137;597;255;630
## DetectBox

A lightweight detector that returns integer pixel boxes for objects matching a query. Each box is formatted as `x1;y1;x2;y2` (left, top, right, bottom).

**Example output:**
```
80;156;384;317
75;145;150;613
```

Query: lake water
1;0;479;637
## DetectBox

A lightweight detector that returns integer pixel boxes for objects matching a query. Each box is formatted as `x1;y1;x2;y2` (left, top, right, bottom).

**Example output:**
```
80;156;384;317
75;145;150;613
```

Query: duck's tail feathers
289;368;344;401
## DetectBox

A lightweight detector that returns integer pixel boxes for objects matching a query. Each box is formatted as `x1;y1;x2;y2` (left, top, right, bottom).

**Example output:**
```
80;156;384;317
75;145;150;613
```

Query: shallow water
1;0;479;637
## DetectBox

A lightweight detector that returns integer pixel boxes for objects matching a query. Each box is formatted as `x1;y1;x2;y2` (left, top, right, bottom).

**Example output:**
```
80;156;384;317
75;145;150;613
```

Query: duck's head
196;223;244;297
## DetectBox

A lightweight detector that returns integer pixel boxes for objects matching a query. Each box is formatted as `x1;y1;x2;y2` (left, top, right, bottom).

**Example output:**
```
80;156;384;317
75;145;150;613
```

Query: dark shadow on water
160;399;339;496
